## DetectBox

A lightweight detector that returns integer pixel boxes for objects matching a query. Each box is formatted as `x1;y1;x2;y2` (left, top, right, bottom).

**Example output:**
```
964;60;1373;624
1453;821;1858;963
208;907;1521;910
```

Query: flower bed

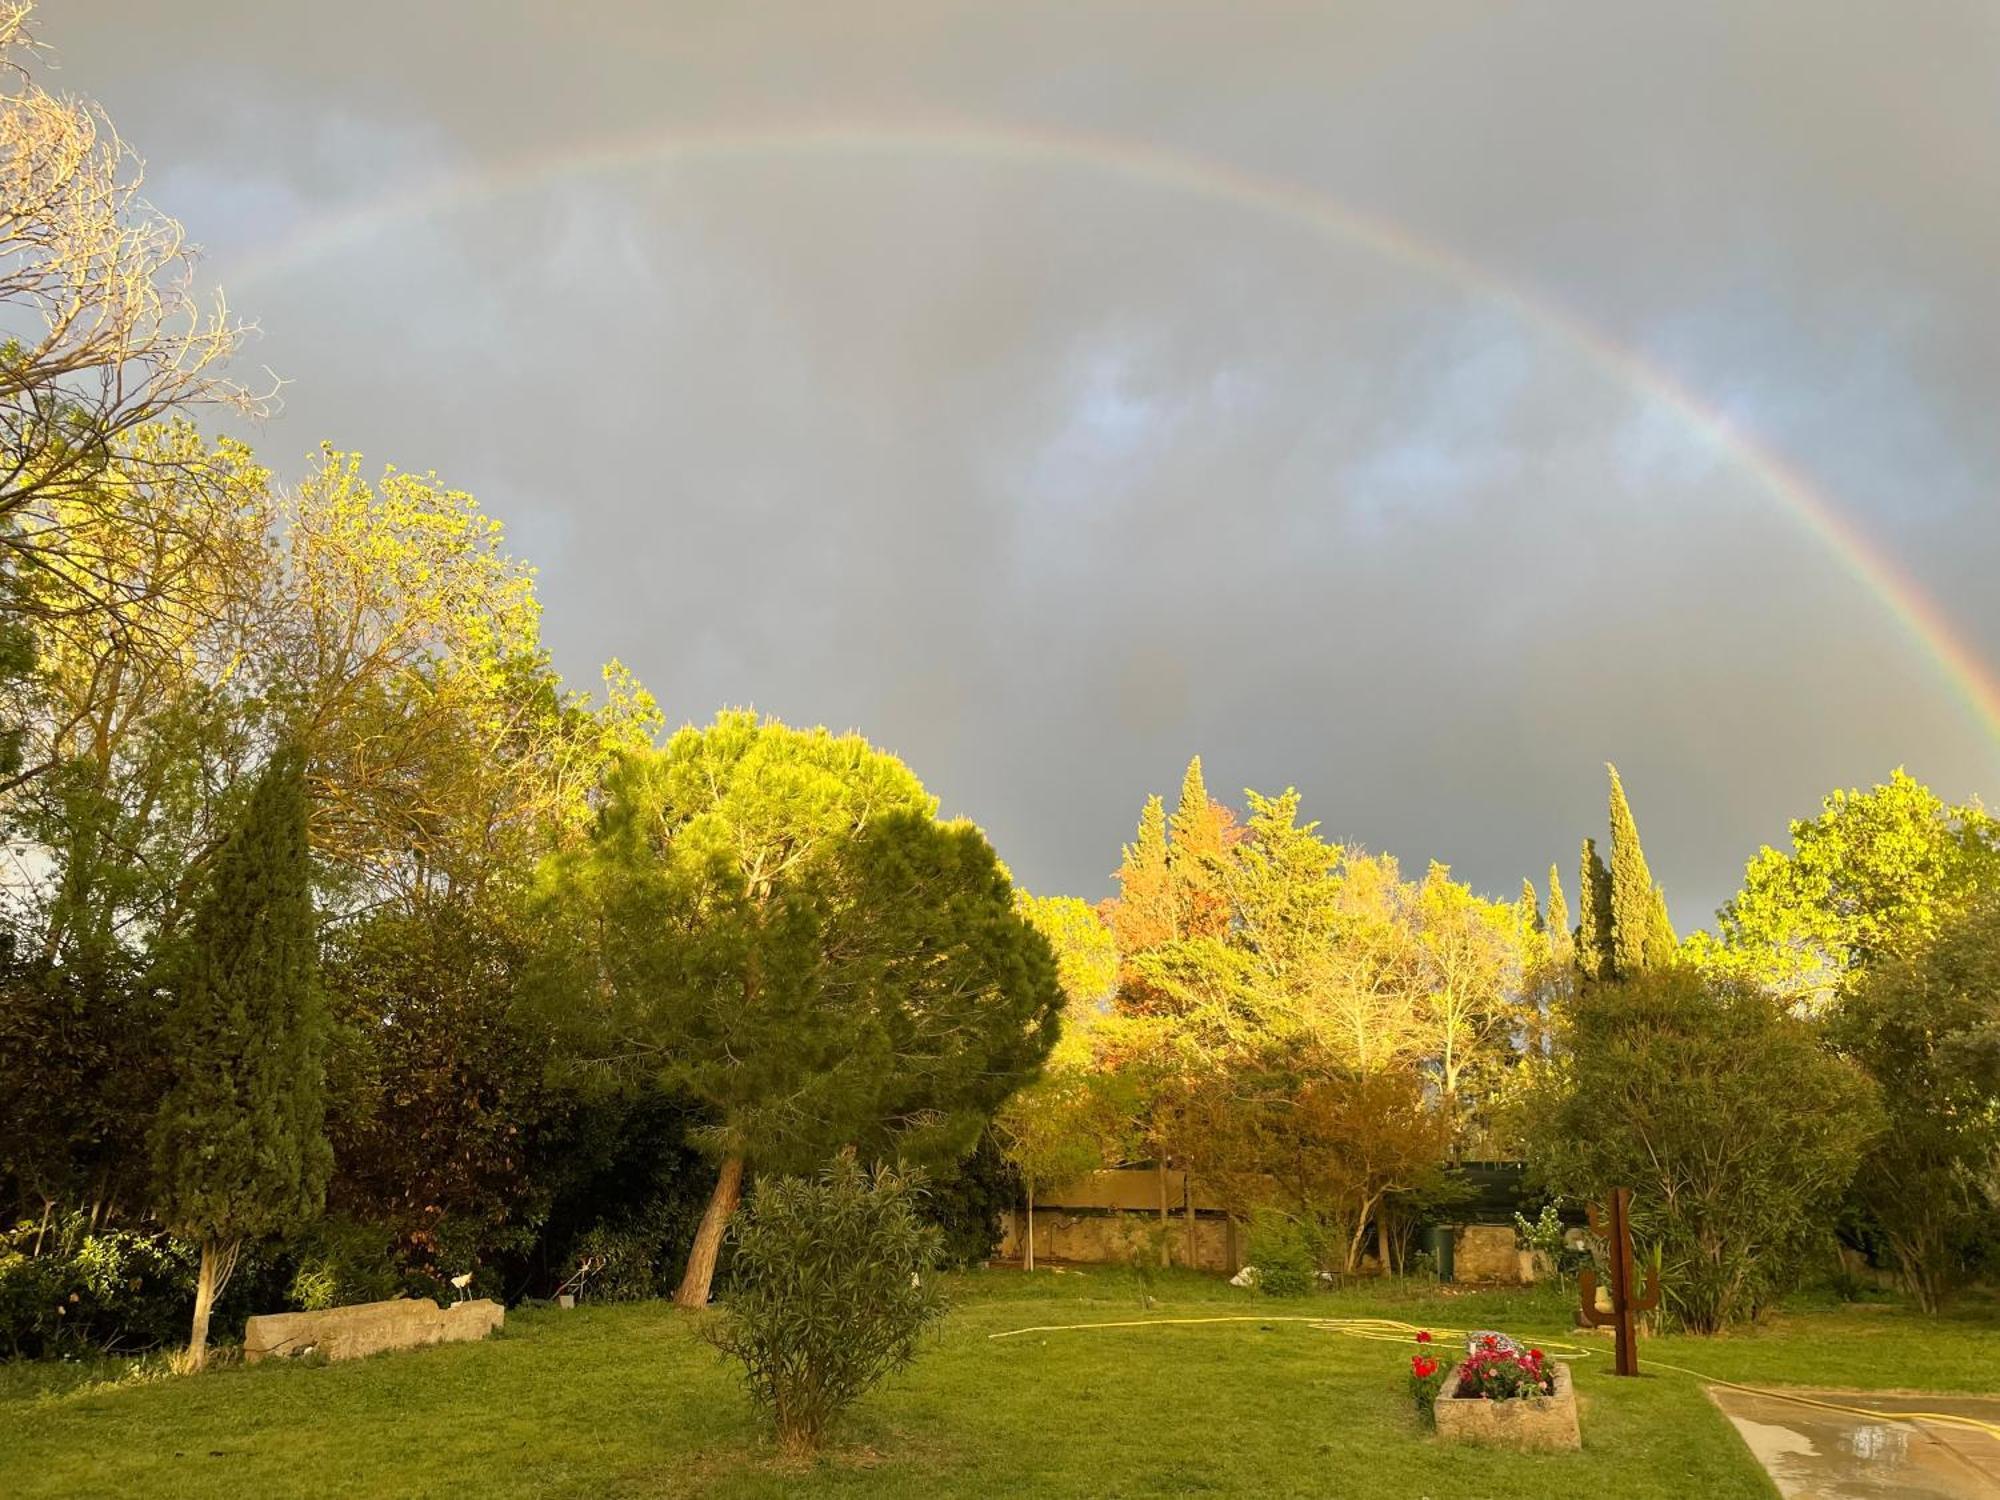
1409;1331;1581;1452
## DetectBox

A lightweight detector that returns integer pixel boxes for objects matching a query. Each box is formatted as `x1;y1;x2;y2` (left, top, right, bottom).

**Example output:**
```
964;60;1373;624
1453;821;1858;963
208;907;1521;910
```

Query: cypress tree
1168;756;1232;939
1520;876;1542;931
152;745;328;1370
1545;862;1574;969
1577;838;1614;981
1108;793;1176;952
1646;883;1679;967
1607;763;1667;977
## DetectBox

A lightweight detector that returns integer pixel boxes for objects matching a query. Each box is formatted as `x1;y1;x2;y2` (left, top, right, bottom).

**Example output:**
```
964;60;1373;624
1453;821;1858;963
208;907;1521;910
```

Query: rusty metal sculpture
1576;1187;1658;1376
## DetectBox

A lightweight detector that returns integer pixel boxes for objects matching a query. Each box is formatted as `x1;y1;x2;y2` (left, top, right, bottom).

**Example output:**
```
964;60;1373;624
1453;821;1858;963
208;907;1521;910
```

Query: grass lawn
3;1270;1995;1498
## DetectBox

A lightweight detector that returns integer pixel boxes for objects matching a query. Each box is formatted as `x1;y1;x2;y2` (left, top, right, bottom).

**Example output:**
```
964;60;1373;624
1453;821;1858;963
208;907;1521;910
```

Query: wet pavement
1709;1387;2000;1498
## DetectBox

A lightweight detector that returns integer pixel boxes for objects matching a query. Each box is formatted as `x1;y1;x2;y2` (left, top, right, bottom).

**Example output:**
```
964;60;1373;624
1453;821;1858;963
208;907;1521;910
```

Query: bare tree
0;1;272;631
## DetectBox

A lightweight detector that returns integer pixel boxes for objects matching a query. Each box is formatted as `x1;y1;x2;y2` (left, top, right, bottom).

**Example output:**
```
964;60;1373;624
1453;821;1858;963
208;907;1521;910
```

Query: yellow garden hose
987;1313;2000;1443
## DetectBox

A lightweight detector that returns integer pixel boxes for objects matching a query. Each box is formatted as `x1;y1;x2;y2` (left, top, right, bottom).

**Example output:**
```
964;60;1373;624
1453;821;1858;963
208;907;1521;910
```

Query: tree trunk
675;1155;744;1308
186;1235;240;1373
1184;1175;1197;1269
1156;1158;1171;1265
1023;1187;1036;1272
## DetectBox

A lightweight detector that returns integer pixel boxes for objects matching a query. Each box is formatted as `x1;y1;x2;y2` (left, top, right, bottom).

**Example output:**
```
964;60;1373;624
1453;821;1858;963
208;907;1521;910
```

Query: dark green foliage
323;902;557;1281
517;1082;712;1301
1576;838;1614;981
1830;897;2000;1312
1606;765;1674;975
0;941;168;1223
0;1215;302;1358
566;1220;671;1303
537;719;1063;1214
704;1159;947;1455
1524;968;1880;1332
919;1127;1022;1268
151;744;329;1245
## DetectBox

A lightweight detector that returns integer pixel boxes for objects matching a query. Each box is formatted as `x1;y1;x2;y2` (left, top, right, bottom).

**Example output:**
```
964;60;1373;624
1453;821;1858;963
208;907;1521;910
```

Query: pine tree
151;745;328;1370
1607;763;1669;977
1545;862;1574;969
1520;876;1542;934
1577;838;1614;981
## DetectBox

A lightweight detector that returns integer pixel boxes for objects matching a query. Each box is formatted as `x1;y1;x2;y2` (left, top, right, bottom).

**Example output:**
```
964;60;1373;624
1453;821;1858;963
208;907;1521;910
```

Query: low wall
999;1208;1238;1272
243;1297;503;1364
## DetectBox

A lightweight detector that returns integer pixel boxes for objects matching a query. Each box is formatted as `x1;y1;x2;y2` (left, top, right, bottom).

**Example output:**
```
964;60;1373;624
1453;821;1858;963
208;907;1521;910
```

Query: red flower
1412;1355;1438;1379
1415;1330;1433;1344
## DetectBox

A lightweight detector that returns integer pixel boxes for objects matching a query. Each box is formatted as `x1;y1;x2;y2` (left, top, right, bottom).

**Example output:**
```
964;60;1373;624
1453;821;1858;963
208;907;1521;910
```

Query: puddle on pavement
1708;1387;2000;1499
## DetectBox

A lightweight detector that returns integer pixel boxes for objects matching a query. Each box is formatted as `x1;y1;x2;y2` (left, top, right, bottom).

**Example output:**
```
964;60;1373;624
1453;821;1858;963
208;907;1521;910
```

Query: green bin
1426;1224;1457;1284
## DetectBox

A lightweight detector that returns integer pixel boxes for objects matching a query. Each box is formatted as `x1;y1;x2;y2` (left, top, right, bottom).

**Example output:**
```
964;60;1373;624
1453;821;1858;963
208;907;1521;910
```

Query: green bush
285;1218;401;1312
568;1220;668;1303
705;1159;946;1455
917;1128;1021;1268
1830;898;2000;1312
1524;969;1880;1332
1249;1208;1317;1297
0;1217;199;1357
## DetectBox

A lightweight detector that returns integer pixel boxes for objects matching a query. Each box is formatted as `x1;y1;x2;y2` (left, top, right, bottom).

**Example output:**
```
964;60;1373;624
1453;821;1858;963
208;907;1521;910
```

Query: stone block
243;1297;503;1365
1452;1224;1525;1283
1433;1358;1581;1452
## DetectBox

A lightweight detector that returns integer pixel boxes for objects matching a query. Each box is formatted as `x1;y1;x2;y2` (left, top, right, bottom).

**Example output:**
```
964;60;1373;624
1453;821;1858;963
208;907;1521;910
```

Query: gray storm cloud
43;1;2000;923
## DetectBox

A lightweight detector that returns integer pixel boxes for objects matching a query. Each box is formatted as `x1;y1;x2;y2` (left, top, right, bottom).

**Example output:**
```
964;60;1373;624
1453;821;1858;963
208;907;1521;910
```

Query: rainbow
221;116;2000;757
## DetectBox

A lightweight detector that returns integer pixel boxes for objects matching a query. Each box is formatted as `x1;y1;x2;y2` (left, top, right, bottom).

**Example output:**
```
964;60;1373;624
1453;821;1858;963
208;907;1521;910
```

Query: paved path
1709;1387;2000;1499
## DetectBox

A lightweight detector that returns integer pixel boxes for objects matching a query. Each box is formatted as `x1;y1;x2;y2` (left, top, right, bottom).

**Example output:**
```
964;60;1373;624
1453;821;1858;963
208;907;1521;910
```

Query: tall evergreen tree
1607;763;1674;974
1107;793;1175;953
1646;884;1679;968
1167;756;1233;939
1545;862;1574;969
151;744;328;1370
1519;877;1542;935
1577;838;1614;981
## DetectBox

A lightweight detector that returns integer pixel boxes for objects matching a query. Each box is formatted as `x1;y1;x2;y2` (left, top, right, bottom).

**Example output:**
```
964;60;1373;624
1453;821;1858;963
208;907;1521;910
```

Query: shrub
284;1218;402;1312
1248;1208;1317;1297
1524;969;1880;1332
1830;898;2000;1312
1513;1201;1588;1284
705;1159;946;1456
918;1128;1021;1268
568;1221;665;1303
0;1217;202;1357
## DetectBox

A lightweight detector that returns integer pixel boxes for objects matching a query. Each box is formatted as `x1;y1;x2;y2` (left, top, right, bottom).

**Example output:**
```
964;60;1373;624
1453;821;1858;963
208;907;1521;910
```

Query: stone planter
1432;1359;1581;1452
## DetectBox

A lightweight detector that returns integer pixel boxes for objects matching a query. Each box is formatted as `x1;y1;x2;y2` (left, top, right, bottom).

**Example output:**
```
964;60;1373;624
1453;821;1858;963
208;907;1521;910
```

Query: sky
40;2;2000;926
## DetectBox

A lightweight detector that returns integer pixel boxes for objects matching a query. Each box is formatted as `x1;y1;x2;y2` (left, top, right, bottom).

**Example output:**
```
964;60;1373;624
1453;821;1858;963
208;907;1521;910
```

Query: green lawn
3;1271;1995;1498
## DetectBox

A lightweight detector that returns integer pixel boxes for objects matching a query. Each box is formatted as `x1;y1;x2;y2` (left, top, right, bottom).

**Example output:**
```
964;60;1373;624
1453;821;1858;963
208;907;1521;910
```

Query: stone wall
243;1297;503;1364
998;1208;1239;1272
